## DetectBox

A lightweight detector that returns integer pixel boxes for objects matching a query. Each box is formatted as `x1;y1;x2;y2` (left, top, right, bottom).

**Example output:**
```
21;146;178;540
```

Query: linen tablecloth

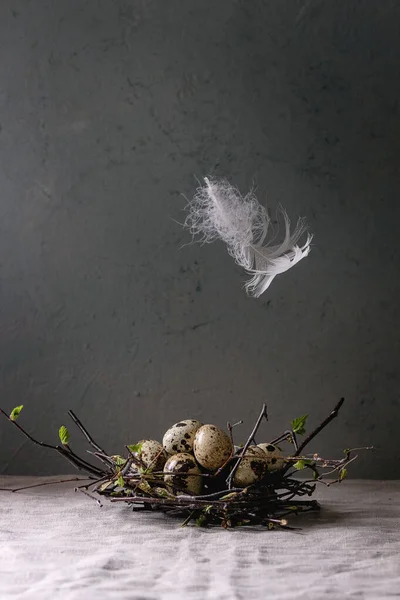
0;477;399;600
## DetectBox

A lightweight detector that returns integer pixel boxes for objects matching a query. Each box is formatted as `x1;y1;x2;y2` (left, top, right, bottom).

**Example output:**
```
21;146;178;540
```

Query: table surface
1;477;399;600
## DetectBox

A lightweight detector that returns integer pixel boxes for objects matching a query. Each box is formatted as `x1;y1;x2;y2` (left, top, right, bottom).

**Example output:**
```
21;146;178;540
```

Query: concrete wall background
1;0;399;477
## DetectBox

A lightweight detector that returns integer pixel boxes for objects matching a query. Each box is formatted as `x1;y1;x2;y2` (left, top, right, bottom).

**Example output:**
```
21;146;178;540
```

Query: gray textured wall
1;1;399;478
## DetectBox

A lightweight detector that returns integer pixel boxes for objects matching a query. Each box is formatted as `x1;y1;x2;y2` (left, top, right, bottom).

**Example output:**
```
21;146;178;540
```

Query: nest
1;398;371;530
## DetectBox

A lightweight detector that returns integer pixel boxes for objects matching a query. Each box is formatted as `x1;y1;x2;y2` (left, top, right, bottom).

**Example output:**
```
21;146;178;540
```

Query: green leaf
98;480;115;492
291;414;308;435
293;459;313;470
196;514;207;527
10;405;24;421
220;492;238;501
137;480;152;494
293;460;306;470
116;474;125;487
127;443;143;455
111;455;126;467
58;425;70;445
340;468;348;481
154;487;176;499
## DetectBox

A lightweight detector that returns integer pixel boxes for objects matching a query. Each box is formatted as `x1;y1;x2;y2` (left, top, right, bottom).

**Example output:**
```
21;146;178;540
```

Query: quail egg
162;419;203;455
233;446;268;487
133;439;167;471
257;443;286;471
193;424;233;471
163;452;202;495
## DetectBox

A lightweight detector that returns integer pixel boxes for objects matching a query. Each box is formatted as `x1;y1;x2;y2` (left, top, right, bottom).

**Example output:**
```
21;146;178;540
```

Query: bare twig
227;420;243;447
226;403;268;489
271;429;299;451
75;486;103;507
68;410;108;455
0;408;105;478
294;398;345;457
0;477;91;493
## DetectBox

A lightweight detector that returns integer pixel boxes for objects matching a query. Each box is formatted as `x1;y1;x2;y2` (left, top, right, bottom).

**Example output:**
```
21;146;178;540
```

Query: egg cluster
132;419;286;496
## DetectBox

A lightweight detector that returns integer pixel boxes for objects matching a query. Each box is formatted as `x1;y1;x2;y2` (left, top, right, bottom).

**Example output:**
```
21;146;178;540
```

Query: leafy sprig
291;414;308;436
10;405;24;421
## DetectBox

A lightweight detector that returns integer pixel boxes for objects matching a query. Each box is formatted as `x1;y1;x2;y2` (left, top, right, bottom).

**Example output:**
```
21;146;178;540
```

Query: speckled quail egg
233;446;268;487
193;424;233;471
163;452;202;495
162;419;203;455
133;439;167;471
257;443;286;472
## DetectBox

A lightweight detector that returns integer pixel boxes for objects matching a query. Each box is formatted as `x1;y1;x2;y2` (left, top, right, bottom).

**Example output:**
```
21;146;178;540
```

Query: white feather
184;177;312;297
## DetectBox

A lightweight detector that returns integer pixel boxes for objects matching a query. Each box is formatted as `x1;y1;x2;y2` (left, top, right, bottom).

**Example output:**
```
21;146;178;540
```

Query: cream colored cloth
0;477;399;600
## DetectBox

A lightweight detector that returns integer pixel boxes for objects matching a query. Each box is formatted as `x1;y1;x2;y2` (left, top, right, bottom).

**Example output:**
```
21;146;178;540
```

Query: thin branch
75;487;103;507
0;408;105;478
227;420;243;447
0;477;91;493
85;450;117;470
226;403;268;489
178;488;244;501
68;410;107;454
180;511;197;527
67;446;110;475
0;408;58;450
60;451;105;478
75;476;110;490
271;429;298;451
294;398;345;457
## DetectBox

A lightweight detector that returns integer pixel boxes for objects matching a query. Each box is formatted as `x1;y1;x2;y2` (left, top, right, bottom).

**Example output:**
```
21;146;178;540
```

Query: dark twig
67;446;110;474
0;408;105;478
180;511;197;527
226;403;268;489
271;429;299;452
68;410;108;455
85;449;119;470
227;420;243;447
0;408;57;450
59;451;105;478
0;477;91;493
75;480;106;491
75;486;103;507
294;398;345;457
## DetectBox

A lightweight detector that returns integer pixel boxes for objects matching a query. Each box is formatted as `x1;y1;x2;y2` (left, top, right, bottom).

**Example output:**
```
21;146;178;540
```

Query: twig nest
163;453;202;495
193;424;233;471
163;419;203;455
258;443;286;472
233;446;268;487
135;440;167;471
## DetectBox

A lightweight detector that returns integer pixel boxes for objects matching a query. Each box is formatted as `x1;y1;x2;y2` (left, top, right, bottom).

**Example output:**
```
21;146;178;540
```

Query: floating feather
184;177;313;297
